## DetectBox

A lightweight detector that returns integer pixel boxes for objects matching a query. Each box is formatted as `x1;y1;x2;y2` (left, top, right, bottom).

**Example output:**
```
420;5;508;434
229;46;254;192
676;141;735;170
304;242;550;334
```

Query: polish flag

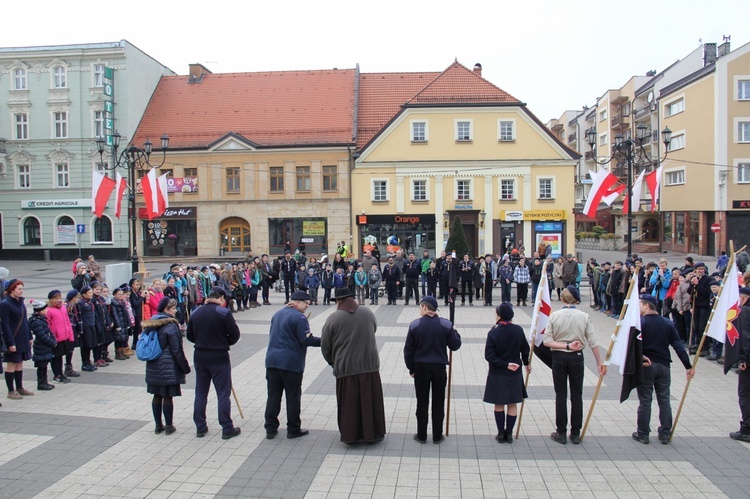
621;170;645;214
114;172;127;219
141;169;169;220
582;169;623;218
529;263;552;347
644;167;662;211
92;170;116;218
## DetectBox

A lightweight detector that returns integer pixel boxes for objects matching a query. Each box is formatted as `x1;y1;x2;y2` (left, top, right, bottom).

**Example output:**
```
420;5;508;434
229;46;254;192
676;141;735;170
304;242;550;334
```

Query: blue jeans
636;362;672;439
193;361;234;434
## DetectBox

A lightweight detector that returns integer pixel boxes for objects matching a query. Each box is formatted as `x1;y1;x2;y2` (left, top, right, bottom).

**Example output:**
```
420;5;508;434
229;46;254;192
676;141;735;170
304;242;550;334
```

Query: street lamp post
586;123;671;258
96;131;169;275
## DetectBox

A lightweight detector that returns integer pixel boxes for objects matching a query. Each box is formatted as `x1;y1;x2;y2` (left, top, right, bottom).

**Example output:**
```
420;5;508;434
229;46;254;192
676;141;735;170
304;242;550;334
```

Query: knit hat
640;294;658;307
31;299;48;312
497;302;514;321
565;285;581;304
47;290;62;299
66;290;80;301
5;279;22;294
0;267;9;280
80;285;92;295
157;296;173;312
76;262;87;271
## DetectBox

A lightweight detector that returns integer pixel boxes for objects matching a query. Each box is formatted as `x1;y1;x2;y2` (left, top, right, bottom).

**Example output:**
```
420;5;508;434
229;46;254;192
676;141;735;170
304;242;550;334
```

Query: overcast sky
4;0;748;122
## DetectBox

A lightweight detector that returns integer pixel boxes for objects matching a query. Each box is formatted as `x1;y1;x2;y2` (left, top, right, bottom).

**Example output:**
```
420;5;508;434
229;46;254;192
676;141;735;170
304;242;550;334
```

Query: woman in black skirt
143;298;190;435
483;302;530;443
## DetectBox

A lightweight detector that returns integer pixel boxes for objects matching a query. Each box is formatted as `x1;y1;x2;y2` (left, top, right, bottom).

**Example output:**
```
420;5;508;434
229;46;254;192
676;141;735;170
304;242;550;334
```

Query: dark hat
566;253;573;258
332;287;355;301
80;285;92;295
290;290;311;301
497;302;514;321
66;290;80;301
565;285;580;303
739;287;750;297
685;256;694;263
694;262;707;269
710;272;722;278
31;299;48;311
170;262;180;269
5;279;22;294
210;286;228;299
120;285;132;293
284;250;291;255
157;296;173;313
419;296;438;310
640;294;658;307
200;266;209;272
128;278;140;287
604;262;611;266
47;289;62;299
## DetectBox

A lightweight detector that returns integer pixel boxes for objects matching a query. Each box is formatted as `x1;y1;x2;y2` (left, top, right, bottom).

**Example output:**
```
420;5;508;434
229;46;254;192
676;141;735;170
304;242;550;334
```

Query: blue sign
535;222;563;232
76;224;86;234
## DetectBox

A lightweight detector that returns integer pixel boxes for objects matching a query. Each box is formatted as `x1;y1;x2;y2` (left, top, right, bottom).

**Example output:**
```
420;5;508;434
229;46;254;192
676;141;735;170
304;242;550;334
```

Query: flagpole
581;277;636;441
669;243;745;440
445;264;457;437
515;261;547;439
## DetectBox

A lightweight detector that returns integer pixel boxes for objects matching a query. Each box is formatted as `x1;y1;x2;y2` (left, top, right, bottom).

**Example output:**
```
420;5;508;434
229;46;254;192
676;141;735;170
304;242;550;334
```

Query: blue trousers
193;361;234;434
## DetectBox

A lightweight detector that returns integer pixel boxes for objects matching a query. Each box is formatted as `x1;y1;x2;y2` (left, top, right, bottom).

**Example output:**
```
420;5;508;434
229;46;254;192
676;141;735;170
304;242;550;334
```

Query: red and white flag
92;170;116;218
644;167;662;211
529;262;552;347
141;169;169;220
583;169;624;218
706;259;742;374
610;279;641;375
621;170;645;214
114;172;127;219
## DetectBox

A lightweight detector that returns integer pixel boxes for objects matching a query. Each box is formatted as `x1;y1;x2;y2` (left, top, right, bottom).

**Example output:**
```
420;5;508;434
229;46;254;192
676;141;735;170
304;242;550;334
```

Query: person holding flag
543;285;605;445
731;286;750;442
630;294;694;445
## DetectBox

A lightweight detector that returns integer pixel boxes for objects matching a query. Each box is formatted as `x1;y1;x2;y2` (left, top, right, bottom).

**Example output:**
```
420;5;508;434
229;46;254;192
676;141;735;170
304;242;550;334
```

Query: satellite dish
647;91;654;103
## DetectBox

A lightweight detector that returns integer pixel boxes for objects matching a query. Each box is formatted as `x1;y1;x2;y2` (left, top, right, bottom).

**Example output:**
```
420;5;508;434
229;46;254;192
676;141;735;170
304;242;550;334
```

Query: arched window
23;217;41;245
94;216;113;243
56;216;76;244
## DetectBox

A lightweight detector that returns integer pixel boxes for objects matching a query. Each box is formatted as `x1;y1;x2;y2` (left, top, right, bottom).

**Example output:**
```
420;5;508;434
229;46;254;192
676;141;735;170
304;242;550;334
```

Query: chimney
473;63;482;77
704;43;717;66
718;36;731;57
188;63;212;83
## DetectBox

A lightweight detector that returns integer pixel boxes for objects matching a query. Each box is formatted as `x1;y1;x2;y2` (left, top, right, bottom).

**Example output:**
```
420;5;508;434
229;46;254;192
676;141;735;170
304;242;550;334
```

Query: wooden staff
686;291;697;351
231;384;244;419
581;277;636;441
445;350;454;436
515;261;548;439
670;243;745;440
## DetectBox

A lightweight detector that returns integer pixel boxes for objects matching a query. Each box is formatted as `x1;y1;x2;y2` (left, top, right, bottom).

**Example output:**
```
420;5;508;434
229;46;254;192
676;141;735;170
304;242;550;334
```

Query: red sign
711;223;721;233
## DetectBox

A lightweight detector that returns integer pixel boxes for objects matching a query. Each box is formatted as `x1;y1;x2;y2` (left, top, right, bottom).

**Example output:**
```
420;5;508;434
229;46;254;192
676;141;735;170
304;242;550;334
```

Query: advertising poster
136;177;198;194
56;224;76;244
536;233;561;257
302;220;326;236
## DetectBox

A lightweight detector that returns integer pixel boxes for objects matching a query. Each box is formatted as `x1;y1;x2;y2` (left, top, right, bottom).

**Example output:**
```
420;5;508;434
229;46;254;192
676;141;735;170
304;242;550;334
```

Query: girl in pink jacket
46;290;75;383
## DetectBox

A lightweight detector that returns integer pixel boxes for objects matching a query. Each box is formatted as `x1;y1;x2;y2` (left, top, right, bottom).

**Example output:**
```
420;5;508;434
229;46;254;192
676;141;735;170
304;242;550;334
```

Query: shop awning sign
303;221;326;236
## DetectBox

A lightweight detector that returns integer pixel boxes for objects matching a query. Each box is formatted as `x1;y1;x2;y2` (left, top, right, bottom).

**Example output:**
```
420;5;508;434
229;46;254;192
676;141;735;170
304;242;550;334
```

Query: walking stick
231;384;245;419
670;243;744;440
515;262;547;439
445;350;453;436
581;277;636;441
686;296;696;350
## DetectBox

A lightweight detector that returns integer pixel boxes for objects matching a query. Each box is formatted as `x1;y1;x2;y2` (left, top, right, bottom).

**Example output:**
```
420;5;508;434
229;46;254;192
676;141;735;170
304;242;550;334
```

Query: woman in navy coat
143;297;190;435
483;302;530;444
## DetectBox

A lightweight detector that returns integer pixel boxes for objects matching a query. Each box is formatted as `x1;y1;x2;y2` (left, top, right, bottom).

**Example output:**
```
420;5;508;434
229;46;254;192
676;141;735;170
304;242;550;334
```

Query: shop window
323;166;338;192
23;217;41;245
56;216;76;244
269;217;327;255
220;217;251;253
296;166;311;192
94;216;113;243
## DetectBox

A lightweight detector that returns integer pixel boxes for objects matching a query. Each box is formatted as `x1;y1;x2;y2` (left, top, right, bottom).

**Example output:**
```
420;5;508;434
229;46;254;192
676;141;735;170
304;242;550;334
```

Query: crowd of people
1;244;749;446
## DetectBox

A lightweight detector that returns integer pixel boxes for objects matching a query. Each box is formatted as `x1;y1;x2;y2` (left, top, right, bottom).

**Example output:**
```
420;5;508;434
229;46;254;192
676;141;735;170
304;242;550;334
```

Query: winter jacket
382;263;401;282
144;313;190;386
499;264;514;283
71;272;92;291
354;270;368;287
530;263;543;284
426;268;440;286
29;314;57;362
266;306;321;373
46;304;74;343
0;295;32;354
562;260;579;283
321;270;334;289
649;269;672;301
66;302;81;337
281;257;297;278
403;260;421;280
296;270;308;289
144;289;164;321
333;272;347;288
553;262;564;289
458;260;475;281
77;298;96;327
305;274;320;290
368;268;382;289
673;281;692;313
129;290;144;320
513;264;530;284
110;299;130;342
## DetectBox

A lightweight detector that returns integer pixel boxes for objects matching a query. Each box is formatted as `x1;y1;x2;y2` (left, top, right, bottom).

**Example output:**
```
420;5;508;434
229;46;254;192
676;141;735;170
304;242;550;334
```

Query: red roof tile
406;61;520;106
133;69;356;149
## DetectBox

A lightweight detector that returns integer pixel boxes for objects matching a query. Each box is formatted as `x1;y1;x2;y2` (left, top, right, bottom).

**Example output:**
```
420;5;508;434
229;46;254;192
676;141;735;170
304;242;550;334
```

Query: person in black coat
29;300;58;391
144;298;191;435
110;288;130;360
1;279;34;398
483;303;530;444
129;278;145;351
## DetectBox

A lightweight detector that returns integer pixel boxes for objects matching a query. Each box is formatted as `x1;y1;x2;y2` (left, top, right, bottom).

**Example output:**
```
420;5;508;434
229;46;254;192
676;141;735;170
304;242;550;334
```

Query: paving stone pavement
1;259;749;498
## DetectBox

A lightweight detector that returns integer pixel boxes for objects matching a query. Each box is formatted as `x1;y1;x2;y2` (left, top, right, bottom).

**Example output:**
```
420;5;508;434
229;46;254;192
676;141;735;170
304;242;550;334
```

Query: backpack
136;329;162;361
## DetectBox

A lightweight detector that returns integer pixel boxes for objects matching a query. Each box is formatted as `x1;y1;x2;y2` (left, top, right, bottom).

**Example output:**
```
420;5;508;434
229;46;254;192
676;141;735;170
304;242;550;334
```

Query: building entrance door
220;217;251;254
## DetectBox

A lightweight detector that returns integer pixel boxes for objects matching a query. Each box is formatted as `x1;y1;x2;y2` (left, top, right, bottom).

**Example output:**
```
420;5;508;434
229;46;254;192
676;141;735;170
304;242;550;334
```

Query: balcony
584;151;594;161
633;105;652;120
568;132;577;144
611;114;630;129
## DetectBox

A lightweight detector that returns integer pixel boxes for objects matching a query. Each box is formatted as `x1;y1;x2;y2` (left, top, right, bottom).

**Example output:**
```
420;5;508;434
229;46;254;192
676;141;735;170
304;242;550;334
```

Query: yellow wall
362;108;564;162
727;51;750;194
660;75;716;211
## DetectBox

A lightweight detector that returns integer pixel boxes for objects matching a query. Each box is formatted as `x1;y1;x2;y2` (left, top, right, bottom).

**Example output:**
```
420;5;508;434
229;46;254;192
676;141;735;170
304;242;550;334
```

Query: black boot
37;376;55;391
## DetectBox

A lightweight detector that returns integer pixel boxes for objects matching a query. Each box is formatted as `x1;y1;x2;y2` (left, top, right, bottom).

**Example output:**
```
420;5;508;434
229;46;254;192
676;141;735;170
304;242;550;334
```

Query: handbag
135;328;163;361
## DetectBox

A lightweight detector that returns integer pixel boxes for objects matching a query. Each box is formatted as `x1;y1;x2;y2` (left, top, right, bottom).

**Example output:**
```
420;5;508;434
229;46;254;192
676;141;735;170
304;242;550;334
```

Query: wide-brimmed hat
332;287;355;301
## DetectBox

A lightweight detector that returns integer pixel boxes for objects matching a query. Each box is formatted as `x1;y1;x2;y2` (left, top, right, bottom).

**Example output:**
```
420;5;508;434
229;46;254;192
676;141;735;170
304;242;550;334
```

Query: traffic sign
76;224;86;234
710;223;721;233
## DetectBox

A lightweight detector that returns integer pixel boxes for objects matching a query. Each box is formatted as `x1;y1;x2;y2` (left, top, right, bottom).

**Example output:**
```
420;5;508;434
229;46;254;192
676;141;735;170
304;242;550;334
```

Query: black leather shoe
550;432;567;444
433;435;445;444
569;434;581;445
165;425;176;435
413;433;427;444
659;436;670;445
155;425;165;434
266;431;278;439
196;428;208;438
504;432;513;444
222;427;241;440
495;434;505;443
287;429;309;439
